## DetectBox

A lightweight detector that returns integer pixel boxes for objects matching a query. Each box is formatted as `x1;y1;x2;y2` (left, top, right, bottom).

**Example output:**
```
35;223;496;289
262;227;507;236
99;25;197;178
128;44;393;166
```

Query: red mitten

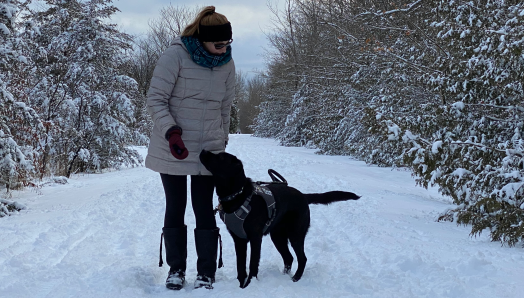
166;126;188;160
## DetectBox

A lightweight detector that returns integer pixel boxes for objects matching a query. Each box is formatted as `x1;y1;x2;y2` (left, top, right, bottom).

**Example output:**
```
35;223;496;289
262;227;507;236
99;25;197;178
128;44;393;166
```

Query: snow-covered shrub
0;198;26;217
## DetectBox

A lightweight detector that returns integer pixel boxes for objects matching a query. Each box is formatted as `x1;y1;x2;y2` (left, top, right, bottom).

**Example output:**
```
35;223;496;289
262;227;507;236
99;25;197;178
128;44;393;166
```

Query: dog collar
218;186;244;203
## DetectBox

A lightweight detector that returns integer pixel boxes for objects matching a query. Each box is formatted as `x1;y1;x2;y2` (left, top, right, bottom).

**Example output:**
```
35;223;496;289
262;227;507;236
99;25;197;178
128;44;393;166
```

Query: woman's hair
181;6;229;37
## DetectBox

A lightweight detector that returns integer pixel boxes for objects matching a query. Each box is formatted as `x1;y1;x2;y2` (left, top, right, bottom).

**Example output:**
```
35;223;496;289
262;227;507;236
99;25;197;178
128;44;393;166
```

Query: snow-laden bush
0;198;26;217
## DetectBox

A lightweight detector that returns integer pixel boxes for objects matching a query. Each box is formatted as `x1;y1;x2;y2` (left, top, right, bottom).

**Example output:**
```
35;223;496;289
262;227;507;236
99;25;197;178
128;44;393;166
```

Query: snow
0;23;10;35
402;130;417;142
451;168;472;179
432;141;443;154
430;167;443;184
495;182;524;203
1;135;524;298
452;101;465;110
78;148;90;161
18;55;27;64
386;120;400;140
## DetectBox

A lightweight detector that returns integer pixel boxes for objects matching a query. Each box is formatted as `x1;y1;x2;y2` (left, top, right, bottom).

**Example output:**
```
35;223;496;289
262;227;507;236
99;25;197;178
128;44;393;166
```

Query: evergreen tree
0;0;41;192
27;0;145;177
0;0;39;217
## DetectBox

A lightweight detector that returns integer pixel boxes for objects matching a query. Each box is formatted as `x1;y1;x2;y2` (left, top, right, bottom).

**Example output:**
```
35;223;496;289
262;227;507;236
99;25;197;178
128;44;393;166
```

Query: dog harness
218;182;277;239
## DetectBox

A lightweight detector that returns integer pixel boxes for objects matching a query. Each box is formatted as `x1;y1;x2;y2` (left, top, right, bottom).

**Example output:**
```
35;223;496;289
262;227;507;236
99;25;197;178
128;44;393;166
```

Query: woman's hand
166;126;188;160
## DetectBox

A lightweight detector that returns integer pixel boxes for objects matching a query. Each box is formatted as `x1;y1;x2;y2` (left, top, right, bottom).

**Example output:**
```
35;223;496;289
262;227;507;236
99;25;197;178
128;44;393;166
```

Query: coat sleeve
222;60;236;142
146;46;180;139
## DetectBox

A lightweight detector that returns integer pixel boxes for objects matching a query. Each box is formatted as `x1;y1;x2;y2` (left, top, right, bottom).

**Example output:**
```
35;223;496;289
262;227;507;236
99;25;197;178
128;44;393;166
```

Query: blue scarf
181;36;232;68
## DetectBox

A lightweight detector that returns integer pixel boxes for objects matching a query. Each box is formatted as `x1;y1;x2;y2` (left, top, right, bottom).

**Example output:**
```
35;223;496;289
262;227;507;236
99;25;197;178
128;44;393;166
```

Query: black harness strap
254;184;277;234
219;191;253;239
218;169;286;240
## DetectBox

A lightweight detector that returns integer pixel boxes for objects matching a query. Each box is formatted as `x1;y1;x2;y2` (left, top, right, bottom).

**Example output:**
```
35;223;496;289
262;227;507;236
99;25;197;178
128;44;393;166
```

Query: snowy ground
1;135;523;298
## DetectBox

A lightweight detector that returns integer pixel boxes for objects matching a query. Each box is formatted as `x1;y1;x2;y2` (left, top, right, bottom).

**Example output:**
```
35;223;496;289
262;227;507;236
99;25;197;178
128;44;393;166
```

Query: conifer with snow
27;0;145;177
1;0;40;193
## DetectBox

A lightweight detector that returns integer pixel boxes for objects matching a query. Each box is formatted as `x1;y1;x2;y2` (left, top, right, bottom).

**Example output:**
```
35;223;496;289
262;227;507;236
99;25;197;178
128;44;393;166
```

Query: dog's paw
283;265;292;275
291;274;302;282
239;276;251;288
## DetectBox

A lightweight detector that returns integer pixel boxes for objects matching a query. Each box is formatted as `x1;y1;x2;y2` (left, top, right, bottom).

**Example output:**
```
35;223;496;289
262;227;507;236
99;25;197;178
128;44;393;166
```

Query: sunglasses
212;39;233;49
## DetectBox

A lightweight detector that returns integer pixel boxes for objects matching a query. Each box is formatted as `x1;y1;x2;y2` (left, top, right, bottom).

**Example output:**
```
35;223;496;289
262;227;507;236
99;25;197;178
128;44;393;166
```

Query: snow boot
161;226;187;290
166;269;185;290
193;228;219;289
194;274;215;289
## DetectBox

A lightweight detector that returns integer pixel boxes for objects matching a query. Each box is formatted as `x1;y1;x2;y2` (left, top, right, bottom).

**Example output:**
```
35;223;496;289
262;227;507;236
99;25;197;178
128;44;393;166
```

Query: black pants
160;174;217;230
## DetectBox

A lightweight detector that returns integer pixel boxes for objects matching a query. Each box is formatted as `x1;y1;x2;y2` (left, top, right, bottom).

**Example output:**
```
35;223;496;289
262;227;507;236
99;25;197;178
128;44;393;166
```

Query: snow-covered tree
27;0;145;177
1;0;41;193
410;0;524;246
229;72;247;134
238;74;265;134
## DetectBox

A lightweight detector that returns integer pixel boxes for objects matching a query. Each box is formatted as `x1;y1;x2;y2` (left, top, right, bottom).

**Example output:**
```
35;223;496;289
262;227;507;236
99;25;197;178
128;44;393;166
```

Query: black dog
199;150;360;288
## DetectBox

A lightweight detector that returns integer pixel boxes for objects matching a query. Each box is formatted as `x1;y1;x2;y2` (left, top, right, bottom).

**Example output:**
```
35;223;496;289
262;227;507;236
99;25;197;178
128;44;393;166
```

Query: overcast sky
111;0;281;76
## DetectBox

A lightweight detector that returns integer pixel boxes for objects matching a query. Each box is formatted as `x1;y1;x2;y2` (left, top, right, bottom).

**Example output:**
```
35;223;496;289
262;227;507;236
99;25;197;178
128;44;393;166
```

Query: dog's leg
270;228;293;274
289;237;307;282
289;223;308;282
247;236;263;283
232;234;249;288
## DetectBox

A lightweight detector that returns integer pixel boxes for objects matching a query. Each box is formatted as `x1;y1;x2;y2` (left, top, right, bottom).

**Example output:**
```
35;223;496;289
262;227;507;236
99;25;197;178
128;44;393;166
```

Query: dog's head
199;150;247;198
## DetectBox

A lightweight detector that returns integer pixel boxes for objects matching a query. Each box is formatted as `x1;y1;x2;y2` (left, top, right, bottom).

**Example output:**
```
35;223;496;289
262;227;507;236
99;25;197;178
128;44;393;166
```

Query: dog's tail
305;191;360;205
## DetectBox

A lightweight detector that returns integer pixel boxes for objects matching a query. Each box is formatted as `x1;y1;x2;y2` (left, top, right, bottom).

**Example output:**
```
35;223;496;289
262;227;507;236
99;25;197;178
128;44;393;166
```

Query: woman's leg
161;174;187;228
190;175;216;229
160;174;188;290
191;175;219;289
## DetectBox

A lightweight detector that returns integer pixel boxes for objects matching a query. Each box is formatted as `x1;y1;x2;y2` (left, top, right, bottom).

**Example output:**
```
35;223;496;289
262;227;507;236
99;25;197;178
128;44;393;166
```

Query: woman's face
203;41;229;55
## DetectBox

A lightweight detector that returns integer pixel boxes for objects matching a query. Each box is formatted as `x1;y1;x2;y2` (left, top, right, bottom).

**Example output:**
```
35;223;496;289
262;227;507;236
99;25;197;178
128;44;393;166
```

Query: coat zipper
198;67;213;174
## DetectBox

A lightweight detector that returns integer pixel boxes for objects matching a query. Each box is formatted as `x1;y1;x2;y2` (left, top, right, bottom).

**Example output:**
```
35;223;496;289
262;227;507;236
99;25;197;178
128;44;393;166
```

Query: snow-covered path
1;135;523;298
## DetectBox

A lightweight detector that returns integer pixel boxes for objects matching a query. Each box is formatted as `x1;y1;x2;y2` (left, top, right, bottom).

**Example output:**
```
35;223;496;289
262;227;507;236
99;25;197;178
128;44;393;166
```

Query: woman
145;6;235;290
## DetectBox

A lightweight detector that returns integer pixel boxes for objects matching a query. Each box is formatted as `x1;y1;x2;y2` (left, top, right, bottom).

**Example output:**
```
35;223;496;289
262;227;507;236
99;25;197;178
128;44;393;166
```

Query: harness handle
268;169;287;185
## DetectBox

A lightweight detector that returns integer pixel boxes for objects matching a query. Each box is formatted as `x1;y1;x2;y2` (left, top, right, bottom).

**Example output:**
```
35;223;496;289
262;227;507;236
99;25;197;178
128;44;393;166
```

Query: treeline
0;0;149;205
253;0;524;246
